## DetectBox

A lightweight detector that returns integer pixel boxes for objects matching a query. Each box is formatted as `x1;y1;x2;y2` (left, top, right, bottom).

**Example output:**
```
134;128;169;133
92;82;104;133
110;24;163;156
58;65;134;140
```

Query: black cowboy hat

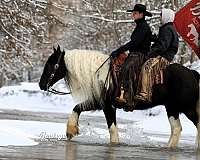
127;4;152;17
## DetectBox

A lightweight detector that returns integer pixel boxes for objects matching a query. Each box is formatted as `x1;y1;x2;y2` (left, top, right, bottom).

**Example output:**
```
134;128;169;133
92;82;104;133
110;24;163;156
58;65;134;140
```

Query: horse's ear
57;45;61;53
53;46;57;53
62;50;65;55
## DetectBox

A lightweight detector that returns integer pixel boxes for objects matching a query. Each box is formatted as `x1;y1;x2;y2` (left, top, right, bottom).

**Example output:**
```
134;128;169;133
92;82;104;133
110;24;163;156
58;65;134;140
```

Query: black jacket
149;22;179;62
114;17;152;56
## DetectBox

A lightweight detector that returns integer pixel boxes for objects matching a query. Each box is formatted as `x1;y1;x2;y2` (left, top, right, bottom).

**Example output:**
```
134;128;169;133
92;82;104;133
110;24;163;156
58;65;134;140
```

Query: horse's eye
55;64;59;69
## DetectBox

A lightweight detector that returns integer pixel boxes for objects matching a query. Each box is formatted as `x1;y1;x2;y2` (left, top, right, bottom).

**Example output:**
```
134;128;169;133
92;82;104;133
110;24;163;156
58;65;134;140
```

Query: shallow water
0;140;199;160
0;109;198;160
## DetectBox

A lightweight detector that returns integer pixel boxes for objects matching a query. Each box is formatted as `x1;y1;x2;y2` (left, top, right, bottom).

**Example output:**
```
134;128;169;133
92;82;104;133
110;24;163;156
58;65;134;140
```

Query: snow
0;61;200;147
0;82;74;113
0;120;66;146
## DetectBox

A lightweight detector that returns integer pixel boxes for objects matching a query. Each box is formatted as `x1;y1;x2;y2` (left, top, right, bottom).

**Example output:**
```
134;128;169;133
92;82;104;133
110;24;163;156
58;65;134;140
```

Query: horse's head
39;45;67;91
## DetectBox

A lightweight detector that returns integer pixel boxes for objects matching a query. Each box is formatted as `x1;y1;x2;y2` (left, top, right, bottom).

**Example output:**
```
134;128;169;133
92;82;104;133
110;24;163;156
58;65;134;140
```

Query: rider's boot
115;86;127;105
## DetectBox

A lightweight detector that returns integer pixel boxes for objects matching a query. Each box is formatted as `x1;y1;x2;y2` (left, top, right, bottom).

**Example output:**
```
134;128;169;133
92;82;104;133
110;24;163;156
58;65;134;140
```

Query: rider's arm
113;23;147;55
149;26;172;57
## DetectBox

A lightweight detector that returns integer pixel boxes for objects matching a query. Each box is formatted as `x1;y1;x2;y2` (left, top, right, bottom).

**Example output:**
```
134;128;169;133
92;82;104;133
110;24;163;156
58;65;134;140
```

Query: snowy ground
0;60;200;147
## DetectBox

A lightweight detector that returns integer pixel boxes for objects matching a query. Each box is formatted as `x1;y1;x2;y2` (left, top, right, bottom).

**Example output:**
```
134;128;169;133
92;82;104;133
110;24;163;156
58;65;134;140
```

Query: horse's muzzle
39;82;47;91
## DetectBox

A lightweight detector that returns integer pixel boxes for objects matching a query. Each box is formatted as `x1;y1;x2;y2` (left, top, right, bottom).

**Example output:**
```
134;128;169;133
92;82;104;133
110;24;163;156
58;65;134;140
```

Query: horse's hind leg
184;110;199;148
103;105;119;144
196;81;200;149
166;110;182;148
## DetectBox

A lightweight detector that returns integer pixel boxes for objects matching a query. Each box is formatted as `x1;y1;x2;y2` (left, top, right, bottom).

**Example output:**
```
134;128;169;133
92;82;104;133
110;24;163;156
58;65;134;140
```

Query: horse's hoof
66;133;73;140
66;125;79;140
110;141;120;145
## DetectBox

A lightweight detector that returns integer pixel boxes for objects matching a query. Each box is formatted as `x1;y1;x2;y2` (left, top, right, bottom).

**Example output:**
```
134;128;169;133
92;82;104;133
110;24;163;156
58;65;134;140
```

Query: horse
39;45;200;148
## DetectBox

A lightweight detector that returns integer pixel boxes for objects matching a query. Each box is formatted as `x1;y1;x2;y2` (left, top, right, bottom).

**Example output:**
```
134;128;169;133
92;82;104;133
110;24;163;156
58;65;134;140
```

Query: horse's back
165;63;199;110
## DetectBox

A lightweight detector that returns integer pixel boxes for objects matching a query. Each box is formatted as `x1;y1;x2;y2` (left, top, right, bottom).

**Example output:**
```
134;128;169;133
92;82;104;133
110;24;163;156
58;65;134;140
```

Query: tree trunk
0;73;4;88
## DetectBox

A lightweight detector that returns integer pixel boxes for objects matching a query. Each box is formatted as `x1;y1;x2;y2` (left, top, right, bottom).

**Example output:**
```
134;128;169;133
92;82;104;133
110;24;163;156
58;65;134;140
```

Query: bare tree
0;0;193;86
0;0;50;84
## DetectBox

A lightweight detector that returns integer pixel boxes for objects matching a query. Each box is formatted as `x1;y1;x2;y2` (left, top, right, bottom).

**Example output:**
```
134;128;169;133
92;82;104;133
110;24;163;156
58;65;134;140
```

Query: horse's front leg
67;107;81;140
67;100;99;140
103;105;119;144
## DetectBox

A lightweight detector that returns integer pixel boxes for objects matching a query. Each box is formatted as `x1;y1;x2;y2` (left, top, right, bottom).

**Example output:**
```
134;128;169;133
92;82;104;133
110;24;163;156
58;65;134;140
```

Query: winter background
0;0;198;150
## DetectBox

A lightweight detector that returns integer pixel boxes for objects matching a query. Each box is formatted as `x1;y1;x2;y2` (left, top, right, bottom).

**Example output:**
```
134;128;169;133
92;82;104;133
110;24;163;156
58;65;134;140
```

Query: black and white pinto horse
39;46;200;148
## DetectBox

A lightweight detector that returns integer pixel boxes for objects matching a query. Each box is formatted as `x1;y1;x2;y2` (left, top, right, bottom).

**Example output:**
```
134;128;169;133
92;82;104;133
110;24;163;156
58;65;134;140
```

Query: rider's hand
111;50;119;58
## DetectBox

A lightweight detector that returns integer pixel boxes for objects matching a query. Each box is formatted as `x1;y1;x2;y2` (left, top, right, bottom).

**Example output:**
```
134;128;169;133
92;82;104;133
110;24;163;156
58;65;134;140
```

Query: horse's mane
64;49;110;105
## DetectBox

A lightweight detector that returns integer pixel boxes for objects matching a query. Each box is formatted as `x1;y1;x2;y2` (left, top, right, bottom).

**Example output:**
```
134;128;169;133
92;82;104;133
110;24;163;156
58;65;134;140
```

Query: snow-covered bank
0;82;74;113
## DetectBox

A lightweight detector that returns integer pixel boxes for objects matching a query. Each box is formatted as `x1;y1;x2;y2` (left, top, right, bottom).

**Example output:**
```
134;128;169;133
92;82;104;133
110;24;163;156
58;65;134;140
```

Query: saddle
110;52;127;104
111;53;145;111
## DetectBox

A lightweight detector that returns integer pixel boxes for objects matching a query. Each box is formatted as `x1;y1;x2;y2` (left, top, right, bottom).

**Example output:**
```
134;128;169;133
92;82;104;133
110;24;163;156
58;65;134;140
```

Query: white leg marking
167;116;182;148
196;81;200;149
66;111;79;140
109;123;119;144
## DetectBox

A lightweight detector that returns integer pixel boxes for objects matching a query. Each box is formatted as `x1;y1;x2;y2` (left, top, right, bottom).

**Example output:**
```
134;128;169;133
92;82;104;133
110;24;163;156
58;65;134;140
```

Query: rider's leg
135;56;161;102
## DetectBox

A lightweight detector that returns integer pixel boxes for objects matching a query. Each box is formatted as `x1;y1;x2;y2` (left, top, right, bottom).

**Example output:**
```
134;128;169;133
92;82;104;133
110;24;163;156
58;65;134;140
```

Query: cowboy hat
127;4;152;17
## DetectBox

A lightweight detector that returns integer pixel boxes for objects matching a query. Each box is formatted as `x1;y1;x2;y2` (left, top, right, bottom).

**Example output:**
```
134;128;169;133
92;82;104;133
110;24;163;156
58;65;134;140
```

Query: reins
95;55;112;102
95;55;111;74
48;87;71;95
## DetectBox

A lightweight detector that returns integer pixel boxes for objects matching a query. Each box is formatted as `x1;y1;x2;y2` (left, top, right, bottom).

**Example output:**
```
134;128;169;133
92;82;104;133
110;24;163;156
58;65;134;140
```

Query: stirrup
123;104;135;112
115;87;127;104
134;94;149;103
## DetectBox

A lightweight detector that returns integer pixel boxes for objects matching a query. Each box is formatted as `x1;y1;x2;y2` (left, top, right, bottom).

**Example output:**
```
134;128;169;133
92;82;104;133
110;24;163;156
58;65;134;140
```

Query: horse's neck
65;50;109;73
64;50;110;103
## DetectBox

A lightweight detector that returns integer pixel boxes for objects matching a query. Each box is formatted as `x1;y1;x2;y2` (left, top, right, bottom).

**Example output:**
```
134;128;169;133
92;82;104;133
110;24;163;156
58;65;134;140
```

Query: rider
110;4;152;105
134;8;179;103
111;4;152;58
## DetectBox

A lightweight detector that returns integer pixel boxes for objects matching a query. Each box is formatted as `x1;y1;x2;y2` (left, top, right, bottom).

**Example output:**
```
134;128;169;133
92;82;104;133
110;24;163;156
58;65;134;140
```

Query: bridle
46;52;70;95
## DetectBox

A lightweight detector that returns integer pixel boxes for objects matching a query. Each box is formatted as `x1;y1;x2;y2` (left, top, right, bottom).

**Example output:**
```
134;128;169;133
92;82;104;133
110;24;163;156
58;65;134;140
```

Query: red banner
174;0;200;57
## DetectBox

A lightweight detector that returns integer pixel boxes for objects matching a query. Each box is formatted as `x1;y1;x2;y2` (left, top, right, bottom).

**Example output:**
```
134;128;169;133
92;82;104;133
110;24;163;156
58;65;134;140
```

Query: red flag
174;0;200;57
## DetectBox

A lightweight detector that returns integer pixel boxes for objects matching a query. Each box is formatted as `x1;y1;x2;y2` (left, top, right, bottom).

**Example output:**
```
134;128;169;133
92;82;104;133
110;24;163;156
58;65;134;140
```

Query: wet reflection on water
64;140;199;160
65;141;77;160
